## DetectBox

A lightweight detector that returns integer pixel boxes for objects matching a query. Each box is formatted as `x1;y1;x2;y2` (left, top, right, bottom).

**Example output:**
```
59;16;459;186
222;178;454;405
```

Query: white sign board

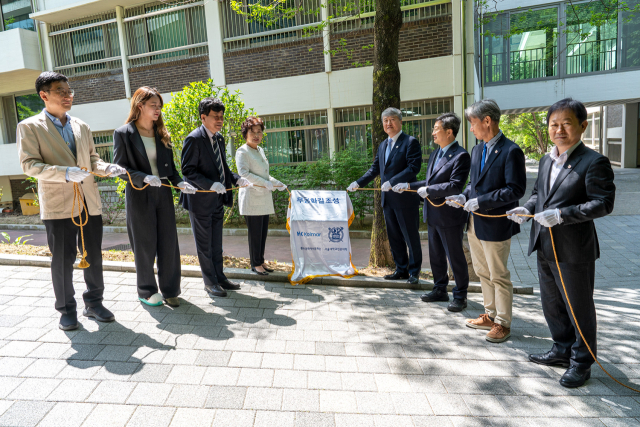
287;190;357;284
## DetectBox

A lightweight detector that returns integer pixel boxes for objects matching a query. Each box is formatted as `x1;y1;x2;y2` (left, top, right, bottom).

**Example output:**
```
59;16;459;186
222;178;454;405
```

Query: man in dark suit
446;99;526;343
507;98;615;387
393;113;471;311
347;107;423;284
181;98;248;297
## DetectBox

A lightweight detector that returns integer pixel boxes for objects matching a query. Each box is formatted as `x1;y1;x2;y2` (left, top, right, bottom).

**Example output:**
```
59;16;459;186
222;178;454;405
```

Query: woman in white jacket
236;117;287;275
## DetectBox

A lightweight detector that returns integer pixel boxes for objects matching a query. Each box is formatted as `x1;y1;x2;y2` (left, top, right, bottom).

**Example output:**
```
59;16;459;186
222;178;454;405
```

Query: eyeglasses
47;89;75;97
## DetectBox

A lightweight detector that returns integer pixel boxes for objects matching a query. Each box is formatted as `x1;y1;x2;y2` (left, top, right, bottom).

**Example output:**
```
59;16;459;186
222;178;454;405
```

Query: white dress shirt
549;141;582;189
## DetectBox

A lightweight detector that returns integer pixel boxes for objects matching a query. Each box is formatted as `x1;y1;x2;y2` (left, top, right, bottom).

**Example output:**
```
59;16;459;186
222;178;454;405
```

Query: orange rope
355;187;639;393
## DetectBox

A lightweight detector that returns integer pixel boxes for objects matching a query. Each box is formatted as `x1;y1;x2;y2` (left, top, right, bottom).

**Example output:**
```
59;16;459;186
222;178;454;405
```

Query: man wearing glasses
17;71;127;331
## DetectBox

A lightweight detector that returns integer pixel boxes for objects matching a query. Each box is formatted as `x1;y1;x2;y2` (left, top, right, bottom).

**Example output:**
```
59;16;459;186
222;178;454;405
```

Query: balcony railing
95;143;114;163
510;46;557;80
566;38;617;74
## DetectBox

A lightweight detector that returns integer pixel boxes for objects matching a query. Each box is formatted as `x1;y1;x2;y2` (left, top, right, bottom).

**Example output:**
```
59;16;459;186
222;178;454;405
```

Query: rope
355;187;639;393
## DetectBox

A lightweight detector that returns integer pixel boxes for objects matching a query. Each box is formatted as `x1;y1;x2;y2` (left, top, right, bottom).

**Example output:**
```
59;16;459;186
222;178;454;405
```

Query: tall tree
369;0;402;267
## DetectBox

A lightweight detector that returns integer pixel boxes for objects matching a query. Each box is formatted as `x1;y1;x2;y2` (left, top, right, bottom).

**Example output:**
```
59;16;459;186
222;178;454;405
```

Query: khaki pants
467;217;513;328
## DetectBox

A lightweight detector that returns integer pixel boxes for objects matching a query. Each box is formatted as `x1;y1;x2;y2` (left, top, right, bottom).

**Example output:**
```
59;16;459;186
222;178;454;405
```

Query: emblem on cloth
328;227;344;243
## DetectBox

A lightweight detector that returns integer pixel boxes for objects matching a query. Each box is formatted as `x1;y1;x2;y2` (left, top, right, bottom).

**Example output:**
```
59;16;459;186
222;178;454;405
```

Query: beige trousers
467;217;513;328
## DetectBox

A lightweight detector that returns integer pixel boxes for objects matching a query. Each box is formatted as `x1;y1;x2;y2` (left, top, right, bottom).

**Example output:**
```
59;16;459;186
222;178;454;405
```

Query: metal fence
93;131;114;163
262;111;329;164
509;46;557;80
222;0;451;52
49;12;121;77
566;38;617;74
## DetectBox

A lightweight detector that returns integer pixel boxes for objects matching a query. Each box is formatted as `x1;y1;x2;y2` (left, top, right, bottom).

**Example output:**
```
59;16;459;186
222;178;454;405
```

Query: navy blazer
356;132;422;209
180;125;239;214
409;142;470;227
113;122;182;188
523;142;615;263
463;133;526;242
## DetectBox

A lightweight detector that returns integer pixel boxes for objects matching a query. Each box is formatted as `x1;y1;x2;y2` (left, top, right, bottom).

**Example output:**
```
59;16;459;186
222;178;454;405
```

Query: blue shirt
44;109;77;181
483;130;503;164
438;140;458;158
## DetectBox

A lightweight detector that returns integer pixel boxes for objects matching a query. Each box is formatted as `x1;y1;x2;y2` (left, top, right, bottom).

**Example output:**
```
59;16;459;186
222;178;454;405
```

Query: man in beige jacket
17;72;127;330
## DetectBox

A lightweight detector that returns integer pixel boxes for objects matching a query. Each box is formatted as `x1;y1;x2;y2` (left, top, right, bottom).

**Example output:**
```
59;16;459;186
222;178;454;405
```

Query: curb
0;253;533;294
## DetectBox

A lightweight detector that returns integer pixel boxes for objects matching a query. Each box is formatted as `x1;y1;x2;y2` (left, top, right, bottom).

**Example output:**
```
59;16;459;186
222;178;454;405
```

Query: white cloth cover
287;190;357;284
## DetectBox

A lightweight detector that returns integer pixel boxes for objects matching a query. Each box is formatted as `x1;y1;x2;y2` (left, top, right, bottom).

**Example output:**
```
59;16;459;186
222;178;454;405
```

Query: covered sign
287;190;358;284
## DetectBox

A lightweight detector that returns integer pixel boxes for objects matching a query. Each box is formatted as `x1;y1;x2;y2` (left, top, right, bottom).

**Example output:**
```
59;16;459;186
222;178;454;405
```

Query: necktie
480;143;487;172
212;136;225;183
385;138;393;163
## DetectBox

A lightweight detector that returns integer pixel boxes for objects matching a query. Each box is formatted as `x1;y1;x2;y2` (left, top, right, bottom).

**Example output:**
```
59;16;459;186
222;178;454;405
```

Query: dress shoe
529;351;570;368
59;312;79;331
384;271;409;280
83;305;115;322
560;366;591;388
164;297;180;307
406;275;419;285
205;284;227;297
220;279;241;290
421;288;449;302
261;265;275;273
447;298;467;312
251;267;268;276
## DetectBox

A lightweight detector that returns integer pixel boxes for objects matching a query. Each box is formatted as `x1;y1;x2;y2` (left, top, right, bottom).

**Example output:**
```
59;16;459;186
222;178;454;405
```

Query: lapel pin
495;150;498;154
449;154;452;158
568;165;571;169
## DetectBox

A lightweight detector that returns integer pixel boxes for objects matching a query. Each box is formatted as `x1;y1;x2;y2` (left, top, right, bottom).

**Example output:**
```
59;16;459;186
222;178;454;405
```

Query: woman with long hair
113;87;196;307
236;116;287;275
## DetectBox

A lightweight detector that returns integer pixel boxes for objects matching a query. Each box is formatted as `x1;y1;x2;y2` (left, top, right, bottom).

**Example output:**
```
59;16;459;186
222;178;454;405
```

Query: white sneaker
139;292;163;306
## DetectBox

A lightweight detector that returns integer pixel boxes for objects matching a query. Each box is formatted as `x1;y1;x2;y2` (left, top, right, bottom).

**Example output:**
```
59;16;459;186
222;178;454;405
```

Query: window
621;0;640;68
335;106;372;154
93;131;115;163
0;0;34;31
125;2;208;67
262;111;329;164
50;12;121;77
0;94;43;145
509;8;558;80
15;94;44;122
483;13;508;83
566;1;618;74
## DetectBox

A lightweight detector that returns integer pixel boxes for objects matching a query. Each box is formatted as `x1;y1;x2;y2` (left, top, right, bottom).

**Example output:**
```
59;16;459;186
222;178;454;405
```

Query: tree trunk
369;0;402;267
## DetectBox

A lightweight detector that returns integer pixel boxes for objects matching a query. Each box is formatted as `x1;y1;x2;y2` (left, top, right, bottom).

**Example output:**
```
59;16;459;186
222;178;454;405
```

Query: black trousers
245;215;269;267
383;205;423;277
189;198;227;287
43;211;104;315
126;183;181;299
537;250;597;369
428;224;469;300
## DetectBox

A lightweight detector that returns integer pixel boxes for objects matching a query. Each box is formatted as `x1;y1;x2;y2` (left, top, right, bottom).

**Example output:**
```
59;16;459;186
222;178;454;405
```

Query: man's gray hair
381;107;402;122
464;99;501;124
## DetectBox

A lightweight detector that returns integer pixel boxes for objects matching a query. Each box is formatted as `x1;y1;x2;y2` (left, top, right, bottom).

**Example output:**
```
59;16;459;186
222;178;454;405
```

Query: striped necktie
212;135;225;183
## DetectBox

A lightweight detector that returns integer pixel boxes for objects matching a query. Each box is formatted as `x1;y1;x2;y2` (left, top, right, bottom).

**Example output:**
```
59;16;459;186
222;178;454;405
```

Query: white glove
463;198;479;212
177;181;197;194
417;187;428;198
347;181;359;192
262;181;274;191
273;180;287;191
236;177;252;188
445;194;466;208
67;167;91;183
105;164;127;176
143;175;162;187
534;208;563;227
381;181;392;192
210;182;226;194
392;183;409;193
506;207;531;224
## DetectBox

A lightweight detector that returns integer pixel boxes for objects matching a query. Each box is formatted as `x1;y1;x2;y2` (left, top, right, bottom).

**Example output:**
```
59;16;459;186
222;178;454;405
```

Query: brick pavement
0;248;640;426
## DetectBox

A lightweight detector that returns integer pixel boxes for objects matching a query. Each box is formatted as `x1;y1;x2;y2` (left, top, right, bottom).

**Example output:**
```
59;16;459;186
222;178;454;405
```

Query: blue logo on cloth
328;227;344;243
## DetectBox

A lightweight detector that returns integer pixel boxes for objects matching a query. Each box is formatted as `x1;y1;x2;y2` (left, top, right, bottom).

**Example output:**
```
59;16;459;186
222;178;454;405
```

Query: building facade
476;0;640;168
0;0;475;209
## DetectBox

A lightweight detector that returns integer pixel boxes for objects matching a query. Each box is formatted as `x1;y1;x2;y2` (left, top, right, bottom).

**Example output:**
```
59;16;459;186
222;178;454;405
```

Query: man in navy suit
393;113;471;311
507;98;615;387
347;107;423;284
181;98;248;297
446;99;526;343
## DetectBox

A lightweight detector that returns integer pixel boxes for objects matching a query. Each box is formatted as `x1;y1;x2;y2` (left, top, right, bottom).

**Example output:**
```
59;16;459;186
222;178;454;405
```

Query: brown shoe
465;314;495;330
164;297;180;307
486;323;511;343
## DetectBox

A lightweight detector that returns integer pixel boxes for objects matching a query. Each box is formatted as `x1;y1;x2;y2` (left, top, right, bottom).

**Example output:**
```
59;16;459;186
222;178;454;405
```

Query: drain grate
104;243;132;251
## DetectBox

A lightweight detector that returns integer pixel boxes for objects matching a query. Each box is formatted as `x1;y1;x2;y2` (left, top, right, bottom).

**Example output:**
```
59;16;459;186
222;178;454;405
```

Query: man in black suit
347;107;423;284
446;99;526;343
393;113;471;311
507;98;615;387
181;98;248;297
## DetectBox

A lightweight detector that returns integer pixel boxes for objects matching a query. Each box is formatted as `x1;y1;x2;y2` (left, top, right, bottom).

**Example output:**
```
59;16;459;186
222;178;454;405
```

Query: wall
69;70;126;105
129;56;211;95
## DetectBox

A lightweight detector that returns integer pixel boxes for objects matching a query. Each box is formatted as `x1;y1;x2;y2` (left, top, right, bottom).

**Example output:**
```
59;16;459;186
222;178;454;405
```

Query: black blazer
356;132;422;209
409;142;470;227
113;122;182;188
523;142;615;263
463;133;526;242
180;125;239;214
